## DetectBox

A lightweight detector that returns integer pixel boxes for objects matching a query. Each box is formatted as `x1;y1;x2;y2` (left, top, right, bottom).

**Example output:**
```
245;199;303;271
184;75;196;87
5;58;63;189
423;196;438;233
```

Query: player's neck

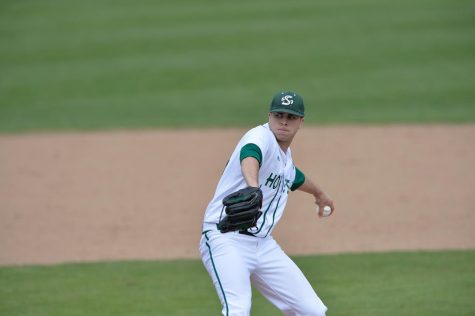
277;140;291;152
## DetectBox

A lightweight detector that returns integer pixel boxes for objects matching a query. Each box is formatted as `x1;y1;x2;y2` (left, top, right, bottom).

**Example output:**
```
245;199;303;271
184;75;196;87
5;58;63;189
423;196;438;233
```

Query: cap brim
270;108;304;117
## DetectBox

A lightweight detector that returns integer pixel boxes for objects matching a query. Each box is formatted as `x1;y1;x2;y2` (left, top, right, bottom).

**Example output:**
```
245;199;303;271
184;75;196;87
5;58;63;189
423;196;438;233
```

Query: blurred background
1;0;474;132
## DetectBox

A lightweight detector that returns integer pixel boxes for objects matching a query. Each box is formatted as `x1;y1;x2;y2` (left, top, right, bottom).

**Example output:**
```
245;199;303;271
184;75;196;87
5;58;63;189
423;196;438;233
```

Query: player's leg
199;231;254;316
251;237;327;316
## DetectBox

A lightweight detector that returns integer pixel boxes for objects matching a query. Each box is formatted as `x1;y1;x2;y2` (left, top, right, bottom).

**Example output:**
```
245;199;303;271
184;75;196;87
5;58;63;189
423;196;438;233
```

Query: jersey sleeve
290;167;305;191
238;125;270;165
240;143;263;167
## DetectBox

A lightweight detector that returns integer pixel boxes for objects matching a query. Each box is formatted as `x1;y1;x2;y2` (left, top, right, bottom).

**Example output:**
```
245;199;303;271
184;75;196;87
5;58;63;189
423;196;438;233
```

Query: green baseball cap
269;91;305;117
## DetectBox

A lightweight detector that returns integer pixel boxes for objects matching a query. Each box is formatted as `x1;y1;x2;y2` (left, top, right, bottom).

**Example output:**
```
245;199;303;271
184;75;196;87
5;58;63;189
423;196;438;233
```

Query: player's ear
299;117;304;129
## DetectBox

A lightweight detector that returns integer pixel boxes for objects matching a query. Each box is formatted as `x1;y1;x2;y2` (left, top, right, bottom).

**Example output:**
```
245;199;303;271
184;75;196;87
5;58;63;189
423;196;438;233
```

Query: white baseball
316;205;332;217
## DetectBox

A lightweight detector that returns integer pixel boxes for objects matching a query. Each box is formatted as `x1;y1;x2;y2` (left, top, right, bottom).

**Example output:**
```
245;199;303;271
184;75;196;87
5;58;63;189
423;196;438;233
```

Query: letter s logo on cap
281;95;294;106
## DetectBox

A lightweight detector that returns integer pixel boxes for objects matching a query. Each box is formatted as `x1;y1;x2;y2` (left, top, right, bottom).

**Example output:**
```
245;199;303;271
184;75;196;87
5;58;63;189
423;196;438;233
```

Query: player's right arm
291;167;335;216
297;176;335;216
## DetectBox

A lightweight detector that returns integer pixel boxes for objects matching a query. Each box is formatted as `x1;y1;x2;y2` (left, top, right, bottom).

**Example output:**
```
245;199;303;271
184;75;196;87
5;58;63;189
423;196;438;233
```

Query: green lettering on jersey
265;173;292;192
265;173;277;187
273;175;281;189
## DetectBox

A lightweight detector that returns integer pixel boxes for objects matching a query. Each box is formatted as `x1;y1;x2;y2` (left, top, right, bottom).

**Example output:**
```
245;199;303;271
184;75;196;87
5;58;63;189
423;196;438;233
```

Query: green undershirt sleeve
290;167;305;191
240;143;262;167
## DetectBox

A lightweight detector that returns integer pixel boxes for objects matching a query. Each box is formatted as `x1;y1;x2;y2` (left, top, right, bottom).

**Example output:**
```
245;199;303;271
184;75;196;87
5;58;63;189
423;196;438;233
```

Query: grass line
0;250;474;315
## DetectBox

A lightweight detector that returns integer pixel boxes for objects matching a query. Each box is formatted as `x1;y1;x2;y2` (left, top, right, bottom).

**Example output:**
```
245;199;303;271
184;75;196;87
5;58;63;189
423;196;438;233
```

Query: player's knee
225;302;251;316
294;300;327;316
224;295;251;316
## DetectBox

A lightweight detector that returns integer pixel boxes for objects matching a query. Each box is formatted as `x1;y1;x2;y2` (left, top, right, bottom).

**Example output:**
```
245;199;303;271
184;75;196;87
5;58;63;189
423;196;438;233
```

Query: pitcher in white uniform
200;91;335;316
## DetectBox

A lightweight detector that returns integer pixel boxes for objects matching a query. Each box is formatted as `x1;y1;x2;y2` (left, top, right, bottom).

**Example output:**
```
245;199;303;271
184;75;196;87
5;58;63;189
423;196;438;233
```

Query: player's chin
276;130;289;138
276;134;292;143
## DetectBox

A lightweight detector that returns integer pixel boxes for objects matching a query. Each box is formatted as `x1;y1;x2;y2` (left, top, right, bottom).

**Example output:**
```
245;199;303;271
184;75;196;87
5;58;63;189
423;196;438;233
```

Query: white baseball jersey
200;122;328;315
202;123;303;237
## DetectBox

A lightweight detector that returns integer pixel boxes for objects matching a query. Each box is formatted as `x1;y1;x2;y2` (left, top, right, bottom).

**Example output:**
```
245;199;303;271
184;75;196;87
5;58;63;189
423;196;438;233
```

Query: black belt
239;230;256;237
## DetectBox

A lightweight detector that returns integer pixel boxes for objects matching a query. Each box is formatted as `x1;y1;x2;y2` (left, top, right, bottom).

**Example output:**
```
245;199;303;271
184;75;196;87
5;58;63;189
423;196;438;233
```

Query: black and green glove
217;186;263;233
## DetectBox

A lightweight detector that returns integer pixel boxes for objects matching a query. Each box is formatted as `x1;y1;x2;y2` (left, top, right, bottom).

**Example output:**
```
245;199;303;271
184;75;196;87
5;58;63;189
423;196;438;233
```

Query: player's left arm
241;157;260;187
240;143;262;188
292;168;335;216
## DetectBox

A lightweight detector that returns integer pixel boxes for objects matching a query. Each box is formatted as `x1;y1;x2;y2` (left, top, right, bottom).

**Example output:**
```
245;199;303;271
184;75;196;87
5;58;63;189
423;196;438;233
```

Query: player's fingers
325;199;335;213
316;204;328;217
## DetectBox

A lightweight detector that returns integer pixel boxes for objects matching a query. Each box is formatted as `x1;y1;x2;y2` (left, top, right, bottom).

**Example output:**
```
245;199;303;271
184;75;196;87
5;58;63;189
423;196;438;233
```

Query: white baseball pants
199;230;327;316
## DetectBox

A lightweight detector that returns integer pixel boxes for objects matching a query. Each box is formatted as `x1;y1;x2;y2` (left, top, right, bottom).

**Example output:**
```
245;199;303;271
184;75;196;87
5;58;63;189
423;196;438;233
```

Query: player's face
268;112;304;147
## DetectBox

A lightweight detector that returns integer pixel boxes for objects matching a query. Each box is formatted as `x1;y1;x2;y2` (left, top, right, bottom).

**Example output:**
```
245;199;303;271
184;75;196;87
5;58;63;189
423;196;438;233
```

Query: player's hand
315;193;335;217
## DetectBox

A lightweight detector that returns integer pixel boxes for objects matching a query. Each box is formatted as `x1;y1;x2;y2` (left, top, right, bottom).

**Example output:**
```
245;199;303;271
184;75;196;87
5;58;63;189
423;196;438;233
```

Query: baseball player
200;91;335;316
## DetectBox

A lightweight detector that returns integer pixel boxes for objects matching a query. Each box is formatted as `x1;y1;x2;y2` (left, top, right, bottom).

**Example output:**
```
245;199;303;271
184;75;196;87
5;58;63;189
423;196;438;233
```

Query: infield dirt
1;126;474;265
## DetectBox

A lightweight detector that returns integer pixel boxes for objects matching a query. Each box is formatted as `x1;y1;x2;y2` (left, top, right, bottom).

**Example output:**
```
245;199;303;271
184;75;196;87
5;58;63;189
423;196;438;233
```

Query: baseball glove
217;186;263;233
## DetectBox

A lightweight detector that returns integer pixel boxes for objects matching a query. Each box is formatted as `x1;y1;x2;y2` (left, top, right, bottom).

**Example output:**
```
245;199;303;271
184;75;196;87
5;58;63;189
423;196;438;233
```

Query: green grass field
1;250;474;316
1;0;474;132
